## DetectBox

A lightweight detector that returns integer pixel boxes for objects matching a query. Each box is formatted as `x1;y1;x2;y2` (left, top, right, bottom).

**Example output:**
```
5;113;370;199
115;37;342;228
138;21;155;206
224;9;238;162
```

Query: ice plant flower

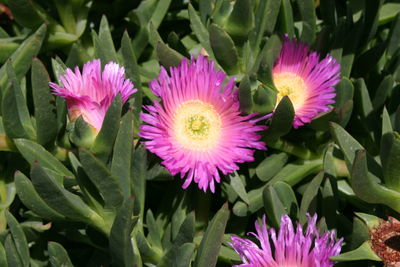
229;214;343;267
272;37;340;128
139;55;268;192
49;59;136;131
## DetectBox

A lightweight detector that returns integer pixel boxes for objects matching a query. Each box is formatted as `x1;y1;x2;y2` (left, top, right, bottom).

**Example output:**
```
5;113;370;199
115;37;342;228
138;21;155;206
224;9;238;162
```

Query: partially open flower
272;37;340;128
371;217;400;267
229;214;343;267
49;59;137;131
139;55;269;192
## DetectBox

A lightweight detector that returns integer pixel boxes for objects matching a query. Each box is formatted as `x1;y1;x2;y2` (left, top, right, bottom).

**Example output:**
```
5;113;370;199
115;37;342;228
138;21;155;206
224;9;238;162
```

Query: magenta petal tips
49;59;137;131
273;37;341;128
139;55;269;193
229;214;343;267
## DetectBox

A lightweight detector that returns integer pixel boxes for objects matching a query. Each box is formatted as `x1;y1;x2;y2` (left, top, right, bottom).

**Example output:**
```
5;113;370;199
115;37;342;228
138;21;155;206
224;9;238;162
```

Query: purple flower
273;37;340;128
229;214;343;267
49;59;137;131
139;55;269;193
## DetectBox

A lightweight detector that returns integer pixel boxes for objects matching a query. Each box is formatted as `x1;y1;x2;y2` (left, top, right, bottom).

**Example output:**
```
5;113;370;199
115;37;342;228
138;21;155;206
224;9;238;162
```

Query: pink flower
273;37;340;128
49;59;137;131
229;214;343;267
139;55;269;193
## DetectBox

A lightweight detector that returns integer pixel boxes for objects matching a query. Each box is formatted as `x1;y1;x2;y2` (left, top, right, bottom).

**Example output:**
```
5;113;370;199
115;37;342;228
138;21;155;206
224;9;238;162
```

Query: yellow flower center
173;100;222;151
273;72;308;110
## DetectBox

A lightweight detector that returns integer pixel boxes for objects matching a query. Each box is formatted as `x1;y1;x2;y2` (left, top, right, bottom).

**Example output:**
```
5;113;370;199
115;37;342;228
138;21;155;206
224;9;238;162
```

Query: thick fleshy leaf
0;24;47;92
264;96;294;142
13;139;74;178
380;132;400;190
351;150;400;213
2;61;35;139
238;75;252;113
194;203;229;267
299;172;324;224
332;241;381;262
372;75;394;109
48;242;74;267
156;41;184;69
15;171;65;221
209;23;239;74
229;172;249;204
30;163;103;226
224;0;254;41
0;241;7;267
110;196;136;267
256;152;288;182
31;58;58;148
8;0;44;28
79;148;124;210
296;0;316;44
5;211;29;267
111;111;134;198
91;95;122;162
5;234;23;267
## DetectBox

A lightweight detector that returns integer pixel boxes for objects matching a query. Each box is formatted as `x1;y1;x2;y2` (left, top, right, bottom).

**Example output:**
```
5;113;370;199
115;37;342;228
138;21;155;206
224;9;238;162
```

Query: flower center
173;100;222;151
273;72;308;110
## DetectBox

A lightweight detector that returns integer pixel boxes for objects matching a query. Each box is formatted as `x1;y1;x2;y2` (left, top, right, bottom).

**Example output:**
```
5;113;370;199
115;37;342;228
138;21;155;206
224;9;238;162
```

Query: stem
268;138;319;160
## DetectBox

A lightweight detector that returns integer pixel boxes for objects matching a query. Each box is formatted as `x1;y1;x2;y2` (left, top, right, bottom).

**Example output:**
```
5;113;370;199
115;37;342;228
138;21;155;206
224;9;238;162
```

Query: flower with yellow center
140;56;268;192
272;37;340;128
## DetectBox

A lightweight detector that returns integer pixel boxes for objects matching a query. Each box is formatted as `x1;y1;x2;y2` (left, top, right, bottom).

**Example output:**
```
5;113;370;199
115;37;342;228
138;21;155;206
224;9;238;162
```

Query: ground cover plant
0;0;400;266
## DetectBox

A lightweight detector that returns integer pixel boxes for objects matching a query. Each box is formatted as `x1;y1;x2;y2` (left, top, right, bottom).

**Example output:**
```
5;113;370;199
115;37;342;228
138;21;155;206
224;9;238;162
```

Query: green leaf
387;13;400;57
69;116;97;148
5;211;29;267
188;4;216;60
229;172;249;204
252;85;277;114
0;24;47;93
0;241;8;267
332;241;381;262
5;234;23;267
279;0;294;37
194;203;229;267
255;34;281;83
372;75;394;109
263;182;297;228
330;122;364;169
380;132;400;190
91;95;122;162
32;58;58;148
209;23;239;74
380;3;400;25
13;139;74;178
334;77;354;108
8;0;43;28
238;75;252;113
2;61;35;139
256;152;289;182
225;0;254;41
111;111;134;198
296;0;316;44
299;172;324;224
93;16;118;64
121;32;142;115
351;150;400;213
264;96;294;142
131;146;147;220
30;163;102;225
48;242;74;267
146;209;163;249
156;41;184;69
15;171;65;221
79;148;124;210
158;213;195;267
199;0;212;24
381;107;393;136
110;196;136;267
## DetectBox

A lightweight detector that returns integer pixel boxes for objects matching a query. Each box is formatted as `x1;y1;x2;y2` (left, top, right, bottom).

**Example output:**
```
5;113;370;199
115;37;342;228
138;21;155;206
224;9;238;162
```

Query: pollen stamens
273;72;308;110
174;100;222;151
